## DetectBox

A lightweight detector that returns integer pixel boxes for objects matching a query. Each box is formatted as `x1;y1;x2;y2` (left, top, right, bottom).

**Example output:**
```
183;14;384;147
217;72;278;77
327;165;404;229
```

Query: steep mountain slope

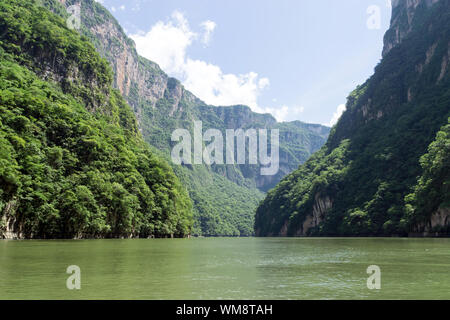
48;0;330;236
0;0;193;239
255;0;450;237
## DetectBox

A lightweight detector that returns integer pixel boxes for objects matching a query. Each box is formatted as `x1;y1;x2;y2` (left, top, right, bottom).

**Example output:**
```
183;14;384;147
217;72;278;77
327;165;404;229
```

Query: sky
95;0;392;126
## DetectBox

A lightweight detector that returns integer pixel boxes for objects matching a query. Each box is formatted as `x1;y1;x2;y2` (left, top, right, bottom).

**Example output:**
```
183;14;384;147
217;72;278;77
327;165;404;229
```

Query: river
0;238;449;299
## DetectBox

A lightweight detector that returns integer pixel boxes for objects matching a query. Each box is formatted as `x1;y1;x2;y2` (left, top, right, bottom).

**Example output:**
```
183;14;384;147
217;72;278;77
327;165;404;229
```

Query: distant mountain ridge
49;0;330;236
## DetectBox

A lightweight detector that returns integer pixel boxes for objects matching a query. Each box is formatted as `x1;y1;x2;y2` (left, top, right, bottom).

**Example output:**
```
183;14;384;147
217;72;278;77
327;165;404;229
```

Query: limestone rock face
300;194;332;236
412;208;450;236
383;0;441;57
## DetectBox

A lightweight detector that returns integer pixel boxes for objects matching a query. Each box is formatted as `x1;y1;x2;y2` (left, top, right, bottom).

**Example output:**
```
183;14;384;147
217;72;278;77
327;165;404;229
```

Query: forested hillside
46;0;330;236
0;0;193;239
255;0;450;237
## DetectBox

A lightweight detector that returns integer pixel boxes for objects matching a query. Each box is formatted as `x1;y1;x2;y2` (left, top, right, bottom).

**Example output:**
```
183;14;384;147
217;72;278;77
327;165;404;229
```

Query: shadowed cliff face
255;0;450;237
383;0;441;57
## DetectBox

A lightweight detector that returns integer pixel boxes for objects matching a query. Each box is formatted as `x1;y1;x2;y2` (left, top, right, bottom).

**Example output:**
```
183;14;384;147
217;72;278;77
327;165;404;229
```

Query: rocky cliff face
51;0;330;235
1;201;20;239
383;0;441;56
410;208;450;236
60;0;202;122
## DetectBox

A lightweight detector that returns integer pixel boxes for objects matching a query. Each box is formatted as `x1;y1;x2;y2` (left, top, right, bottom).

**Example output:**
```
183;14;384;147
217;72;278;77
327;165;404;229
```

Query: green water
0;238;449;300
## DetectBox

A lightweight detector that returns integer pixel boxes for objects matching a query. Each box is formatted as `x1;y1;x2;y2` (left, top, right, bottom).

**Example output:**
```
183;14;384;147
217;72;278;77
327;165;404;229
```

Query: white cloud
130;11;269;111
120;5;125;11
111;6;116;12
258;105;305;122
131;11;196;75
328;104;346;127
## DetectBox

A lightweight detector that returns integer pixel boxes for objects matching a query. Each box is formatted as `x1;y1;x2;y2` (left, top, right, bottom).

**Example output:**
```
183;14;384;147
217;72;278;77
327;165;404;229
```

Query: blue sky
96;0;392;126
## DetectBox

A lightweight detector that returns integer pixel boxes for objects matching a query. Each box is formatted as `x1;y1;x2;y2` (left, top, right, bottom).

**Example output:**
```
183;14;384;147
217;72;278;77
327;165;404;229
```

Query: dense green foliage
256;0;450;236
173;164;263;236
0;0;193;238
405;119;450;233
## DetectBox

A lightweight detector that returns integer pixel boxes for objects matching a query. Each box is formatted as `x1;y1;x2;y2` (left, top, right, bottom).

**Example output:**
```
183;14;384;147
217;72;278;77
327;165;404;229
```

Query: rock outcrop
383;0;441;57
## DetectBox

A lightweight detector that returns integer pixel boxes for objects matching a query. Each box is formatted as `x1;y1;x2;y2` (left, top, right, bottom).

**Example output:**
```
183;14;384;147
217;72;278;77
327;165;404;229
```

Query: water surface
0;238;449;299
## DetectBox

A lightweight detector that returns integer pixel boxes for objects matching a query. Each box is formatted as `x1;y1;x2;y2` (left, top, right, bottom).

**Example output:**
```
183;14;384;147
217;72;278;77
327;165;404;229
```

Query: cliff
255;0;450;237
0;0;193;239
